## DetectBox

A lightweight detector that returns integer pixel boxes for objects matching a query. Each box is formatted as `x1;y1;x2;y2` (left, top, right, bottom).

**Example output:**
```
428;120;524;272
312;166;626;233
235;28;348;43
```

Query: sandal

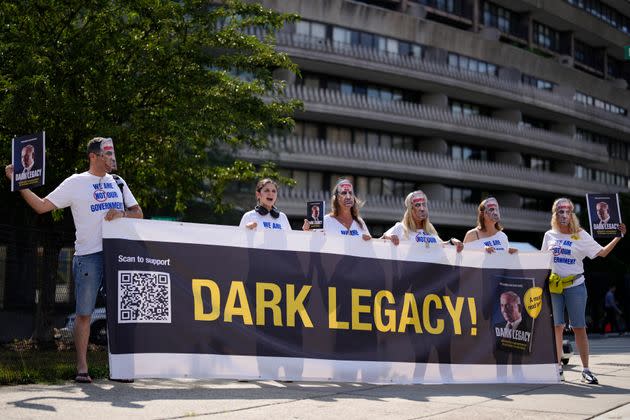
75;372;93;383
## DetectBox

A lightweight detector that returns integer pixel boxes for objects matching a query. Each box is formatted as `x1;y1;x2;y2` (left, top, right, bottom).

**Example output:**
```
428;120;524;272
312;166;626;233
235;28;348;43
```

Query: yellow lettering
351;288;372;331
286;284;313;327
192;279;220;321
224;281;253;325
328;287;349;329
422;294;444;334
256;282;282;326
374;290;396;332
443;296;464;335
398;293;422;333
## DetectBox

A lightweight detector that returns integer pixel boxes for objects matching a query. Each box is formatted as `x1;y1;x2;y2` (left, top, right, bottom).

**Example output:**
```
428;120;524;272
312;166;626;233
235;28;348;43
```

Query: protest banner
104;219;556;384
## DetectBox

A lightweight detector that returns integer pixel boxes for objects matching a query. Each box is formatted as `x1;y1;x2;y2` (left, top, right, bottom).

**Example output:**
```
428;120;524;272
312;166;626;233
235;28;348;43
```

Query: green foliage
0;0;300;215
0;345;109;385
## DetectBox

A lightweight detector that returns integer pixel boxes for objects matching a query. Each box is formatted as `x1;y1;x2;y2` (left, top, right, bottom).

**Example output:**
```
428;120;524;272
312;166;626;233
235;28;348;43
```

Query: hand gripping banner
103;219;556;383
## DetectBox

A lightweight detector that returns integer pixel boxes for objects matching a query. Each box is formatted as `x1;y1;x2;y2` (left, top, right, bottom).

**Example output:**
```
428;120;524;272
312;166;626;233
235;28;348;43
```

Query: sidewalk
1;336;629;419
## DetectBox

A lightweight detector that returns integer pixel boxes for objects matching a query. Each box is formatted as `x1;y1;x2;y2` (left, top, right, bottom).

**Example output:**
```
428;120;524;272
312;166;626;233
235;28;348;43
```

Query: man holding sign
5;137;143;383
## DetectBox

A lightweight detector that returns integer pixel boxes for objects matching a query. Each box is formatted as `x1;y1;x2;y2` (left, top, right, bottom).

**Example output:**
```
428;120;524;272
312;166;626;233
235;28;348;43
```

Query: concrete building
241;0;630;240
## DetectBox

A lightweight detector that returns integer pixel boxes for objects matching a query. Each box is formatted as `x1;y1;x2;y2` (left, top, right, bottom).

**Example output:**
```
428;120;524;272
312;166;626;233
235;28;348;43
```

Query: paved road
1;336;629;419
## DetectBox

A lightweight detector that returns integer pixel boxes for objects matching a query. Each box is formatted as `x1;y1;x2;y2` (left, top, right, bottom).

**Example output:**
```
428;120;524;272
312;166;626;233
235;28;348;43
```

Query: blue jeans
72;252;103;316
550;281;587;328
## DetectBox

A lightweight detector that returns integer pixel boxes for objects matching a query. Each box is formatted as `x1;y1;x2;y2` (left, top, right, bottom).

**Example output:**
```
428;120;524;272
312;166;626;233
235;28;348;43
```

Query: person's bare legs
573;327;589;368
75;315;91;373
554;325;565;365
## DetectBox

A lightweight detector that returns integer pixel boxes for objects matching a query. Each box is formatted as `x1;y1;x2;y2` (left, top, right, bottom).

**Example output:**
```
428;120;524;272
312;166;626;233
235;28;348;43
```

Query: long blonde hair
400;191;438;239
551;197;581;234
330;179;366;230
477;197;503;232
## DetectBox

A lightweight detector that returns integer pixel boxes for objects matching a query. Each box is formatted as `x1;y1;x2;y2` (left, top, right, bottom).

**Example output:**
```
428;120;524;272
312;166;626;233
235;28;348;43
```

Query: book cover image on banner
306;200;324;230
11;132;45;191
493;276;538;354
586;193;623;239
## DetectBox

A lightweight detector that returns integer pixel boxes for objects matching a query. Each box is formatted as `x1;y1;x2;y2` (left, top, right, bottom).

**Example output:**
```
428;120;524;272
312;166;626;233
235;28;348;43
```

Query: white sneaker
581;369;598;384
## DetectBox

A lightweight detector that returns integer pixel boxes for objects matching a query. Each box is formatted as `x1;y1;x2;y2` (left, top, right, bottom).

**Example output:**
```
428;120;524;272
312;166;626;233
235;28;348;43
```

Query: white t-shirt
239;209;291;231
541;229;602;288
46;172;138;256
466;231;510;252
323;214;370;237
384;222;442;248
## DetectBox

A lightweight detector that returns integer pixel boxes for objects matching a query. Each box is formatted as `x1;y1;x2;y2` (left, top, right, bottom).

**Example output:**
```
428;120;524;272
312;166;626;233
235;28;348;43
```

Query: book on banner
493;275;539;354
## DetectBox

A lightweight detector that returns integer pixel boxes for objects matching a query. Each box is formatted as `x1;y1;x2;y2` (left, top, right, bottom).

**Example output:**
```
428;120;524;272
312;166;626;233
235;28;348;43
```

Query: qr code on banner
118;271;171;323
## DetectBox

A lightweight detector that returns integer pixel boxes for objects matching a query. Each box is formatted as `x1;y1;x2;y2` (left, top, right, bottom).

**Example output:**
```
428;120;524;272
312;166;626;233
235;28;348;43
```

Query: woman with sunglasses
240;178;291;230
382;190;463;251
542;197;625;383
303;179;371;240
463;197;518;254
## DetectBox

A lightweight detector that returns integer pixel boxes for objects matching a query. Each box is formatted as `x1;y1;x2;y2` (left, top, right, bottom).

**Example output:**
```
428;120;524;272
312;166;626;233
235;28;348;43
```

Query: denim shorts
550;281;587;328
72;252;103;316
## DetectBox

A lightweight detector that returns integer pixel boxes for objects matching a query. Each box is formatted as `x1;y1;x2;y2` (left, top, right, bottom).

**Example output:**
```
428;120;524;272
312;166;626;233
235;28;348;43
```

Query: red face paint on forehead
102;145;114;151
557;203;571;211
411;196;426;204
338;183;352;192
486;202;498;209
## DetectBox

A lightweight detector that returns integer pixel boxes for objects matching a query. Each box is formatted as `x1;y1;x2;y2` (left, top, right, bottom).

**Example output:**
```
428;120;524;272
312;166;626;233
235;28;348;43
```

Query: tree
0;0;300;340
0;0;299;214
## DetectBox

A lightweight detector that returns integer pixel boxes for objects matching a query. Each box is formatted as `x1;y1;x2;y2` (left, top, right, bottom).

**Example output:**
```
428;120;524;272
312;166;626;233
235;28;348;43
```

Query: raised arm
7;164;56;214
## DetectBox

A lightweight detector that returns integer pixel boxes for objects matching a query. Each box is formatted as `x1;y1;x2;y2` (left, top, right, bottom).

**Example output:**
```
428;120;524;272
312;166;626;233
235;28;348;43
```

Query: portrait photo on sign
585;193;623;239
493;276;536;354
306;200;325;230
11;132;45;191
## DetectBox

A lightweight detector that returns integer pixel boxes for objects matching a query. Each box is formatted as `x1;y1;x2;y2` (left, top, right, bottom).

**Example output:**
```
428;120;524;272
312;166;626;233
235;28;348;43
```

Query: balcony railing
283;84;609;162
276;189;550;232
276;32;630;134
239;136;627;196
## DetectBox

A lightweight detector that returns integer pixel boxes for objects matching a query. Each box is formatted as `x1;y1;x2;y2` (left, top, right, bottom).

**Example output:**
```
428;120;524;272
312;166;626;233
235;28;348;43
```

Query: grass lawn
0;340;109;385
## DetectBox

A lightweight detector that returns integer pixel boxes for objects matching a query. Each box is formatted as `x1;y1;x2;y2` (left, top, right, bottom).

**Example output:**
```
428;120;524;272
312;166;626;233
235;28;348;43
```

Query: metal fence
0;223;77;343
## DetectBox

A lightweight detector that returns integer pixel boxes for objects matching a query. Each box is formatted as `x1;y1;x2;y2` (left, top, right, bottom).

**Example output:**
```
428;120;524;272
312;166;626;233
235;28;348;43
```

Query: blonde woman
541;198;626;383
463;197;517;254
382;190;463;252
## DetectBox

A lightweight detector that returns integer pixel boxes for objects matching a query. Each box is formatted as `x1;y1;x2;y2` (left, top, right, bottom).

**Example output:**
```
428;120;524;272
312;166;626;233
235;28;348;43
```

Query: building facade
241;0;630;241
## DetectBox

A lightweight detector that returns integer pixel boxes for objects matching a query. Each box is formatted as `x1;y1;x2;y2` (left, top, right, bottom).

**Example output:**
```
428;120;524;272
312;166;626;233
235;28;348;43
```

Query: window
483;2;512;33
574;39;603;72
450;100;488;116
565;0;630;35
447;53;498;76
521;116;550;130
450;143;489;161
574;164;628;187
295;21;326;39
574;92;627;116
299;72;419;104
522;74;555;91
533;21;560;52
525;155;551;172
576;128;630;160
447;186;473;203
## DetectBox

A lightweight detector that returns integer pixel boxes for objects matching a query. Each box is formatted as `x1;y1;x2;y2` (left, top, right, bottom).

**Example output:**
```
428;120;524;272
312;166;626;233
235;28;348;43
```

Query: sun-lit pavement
1;336;629;419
